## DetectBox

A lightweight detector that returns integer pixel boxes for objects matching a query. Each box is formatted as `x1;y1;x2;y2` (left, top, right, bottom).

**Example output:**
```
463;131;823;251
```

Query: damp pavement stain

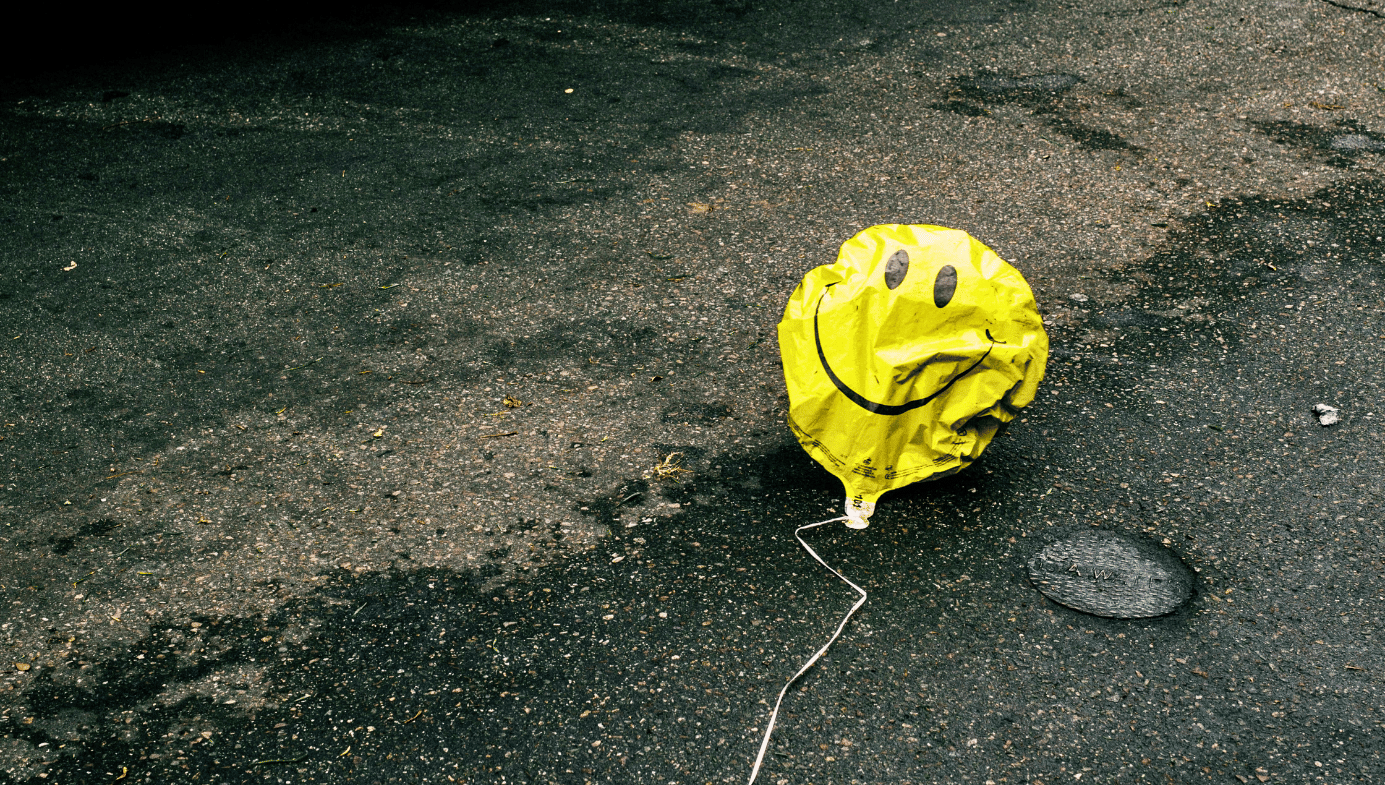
933;71;1143;153
4;0;1385;783
1253;118;1385;168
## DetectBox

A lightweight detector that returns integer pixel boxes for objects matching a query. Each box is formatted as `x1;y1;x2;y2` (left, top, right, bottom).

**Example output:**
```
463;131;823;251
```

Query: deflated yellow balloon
778;224;1048;527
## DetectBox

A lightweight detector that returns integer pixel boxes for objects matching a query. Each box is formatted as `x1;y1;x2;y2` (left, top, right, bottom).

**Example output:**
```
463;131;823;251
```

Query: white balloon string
747;514;867;785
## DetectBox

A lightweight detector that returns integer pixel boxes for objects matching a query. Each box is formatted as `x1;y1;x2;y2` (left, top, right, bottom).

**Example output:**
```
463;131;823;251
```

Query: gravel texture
1;0;1384;782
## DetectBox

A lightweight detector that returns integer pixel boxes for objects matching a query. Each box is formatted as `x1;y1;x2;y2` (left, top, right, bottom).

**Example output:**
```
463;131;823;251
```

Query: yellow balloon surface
778;224;1048;512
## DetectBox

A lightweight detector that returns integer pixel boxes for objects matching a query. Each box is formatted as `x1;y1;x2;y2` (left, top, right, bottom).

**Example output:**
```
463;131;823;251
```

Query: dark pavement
2;0;1384;783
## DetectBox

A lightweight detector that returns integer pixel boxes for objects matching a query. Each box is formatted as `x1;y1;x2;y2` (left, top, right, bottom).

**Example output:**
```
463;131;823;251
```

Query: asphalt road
2;0;1384;783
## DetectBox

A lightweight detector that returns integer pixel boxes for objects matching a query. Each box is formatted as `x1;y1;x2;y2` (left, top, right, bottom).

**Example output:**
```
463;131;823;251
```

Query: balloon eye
884;250;909;290
933;265;957;308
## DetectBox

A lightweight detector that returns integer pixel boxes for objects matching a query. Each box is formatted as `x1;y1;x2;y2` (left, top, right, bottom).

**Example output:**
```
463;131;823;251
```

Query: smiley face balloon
778;224;1048;528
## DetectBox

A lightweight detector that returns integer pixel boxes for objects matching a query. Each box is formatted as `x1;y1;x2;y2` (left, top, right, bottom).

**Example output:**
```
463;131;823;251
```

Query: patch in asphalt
0;447;841;784
1026;529;1194;619
0;436;1067;784
1071;176;1385;368
1252;118;1385;167
932;70;1141;153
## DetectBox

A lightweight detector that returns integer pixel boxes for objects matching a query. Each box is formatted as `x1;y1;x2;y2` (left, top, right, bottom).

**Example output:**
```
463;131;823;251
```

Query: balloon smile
779;223;1047;507
813;288;999;416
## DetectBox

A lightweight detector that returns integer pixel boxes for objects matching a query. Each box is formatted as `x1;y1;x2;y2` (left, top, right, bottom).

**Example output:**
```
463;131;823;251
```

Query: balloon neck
844;497;875;530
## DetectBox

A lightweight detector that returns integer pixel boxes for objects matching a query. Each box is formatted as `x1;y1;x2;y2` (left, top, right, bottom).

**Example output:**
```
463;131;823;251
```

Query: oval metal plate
1026;530;1194;619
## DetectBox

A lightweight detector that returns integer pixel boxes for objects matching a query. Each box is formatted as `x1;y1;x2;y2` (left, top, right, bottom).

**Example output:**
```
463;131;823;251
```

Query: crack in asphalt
1318;0;1385;18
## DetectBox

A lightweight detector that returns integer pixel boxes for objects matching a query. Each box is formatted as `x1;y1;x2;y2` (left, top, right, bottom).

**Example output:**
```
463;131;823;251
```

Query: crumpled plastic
778;224;1048;527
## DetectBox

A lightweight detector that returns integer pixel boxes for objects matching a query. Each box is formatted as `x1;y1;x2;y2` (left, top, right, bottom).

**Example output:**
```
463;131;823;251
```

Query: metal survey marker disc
1026;530;1194;619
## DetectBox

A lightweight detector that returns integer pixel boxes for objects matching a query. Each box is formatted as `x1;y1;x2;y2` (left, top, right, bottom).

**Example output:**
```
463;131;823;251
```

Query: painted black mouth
812;288;997;416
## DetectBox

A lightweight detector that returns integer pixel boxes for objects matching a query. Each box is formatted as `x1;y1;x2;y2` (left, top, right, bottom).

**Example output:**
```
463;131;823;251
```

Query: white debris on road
1313;403;1340;426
